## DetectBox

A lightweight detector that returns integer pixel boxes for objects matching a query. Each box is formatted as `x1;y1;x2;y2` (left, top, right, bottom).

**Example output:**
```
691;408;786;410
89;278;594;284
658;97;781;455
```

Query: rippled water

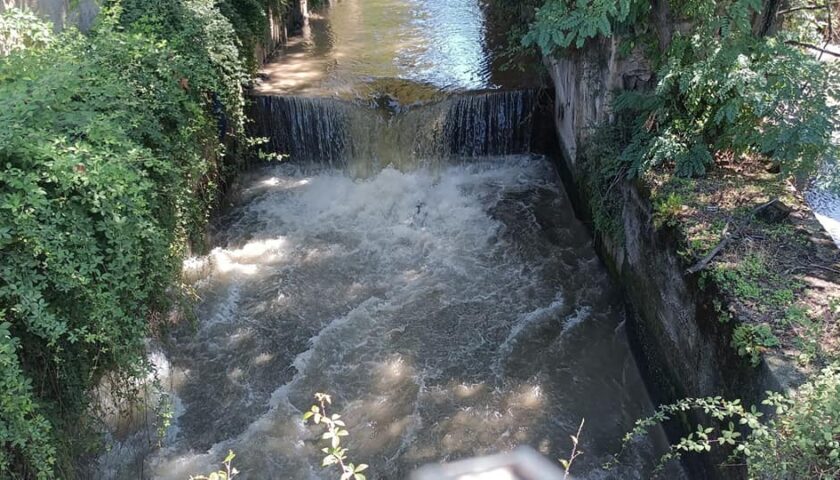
254;0;540;98
97;158;683;479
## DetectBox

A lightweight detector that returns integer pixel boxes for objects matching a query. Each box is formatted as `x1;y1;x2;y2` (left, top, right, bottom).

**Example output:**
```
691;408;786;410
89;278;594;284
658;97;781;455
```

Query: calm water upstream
97;1;685;478
253;0;539;98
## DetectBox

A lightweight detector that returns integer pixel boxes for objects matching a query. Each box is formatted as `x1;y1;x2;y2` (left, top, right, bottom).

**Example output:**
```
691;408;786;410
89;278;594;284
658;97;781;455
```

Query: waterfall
248;89;541;169
439;90;535;157
250;96;353;166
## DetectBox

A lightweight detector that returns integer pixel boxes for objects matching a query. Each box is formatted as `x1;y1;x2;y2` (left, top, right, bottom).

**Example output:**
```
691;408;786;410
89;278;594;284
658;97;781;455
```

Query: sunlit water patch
254;0;541;98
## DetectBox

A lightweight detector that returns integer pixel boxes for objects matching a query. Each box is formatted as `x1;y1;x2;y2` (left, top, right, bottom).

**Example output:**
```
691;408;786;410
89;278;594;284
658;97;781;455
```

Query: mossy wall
544;41;786;479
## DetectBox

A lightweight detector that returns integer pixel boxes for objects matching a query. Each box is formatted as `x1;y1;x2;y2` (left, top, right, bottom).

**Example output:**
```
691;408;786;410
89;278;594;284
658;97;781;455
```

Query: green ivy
218;0;291;73
0;0;273;474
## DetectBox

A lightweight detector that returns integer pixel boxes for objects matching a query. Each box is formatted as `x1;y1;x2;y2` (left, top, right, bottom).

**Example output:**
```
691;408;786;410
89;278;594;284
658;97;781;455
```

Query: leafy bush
652;192;685;229
524;0;840;181
0;1;263;475
0;8;53;56
731;324;780;367
616;364;840;478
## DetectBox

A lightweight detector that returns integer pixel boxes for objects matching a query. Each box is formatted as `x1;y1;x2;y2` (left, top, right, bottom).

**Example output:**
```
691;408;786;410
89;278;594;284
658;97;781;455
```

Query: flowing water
97;1;687;478
253;0;538;97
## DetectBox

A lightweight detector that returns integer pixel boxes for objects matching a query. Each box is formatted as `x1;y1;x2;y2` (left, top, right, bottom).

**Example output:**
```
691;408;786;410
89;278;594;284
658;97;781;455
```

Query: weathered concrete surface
1;0;99;31
1;0;304;67
545;38;799;479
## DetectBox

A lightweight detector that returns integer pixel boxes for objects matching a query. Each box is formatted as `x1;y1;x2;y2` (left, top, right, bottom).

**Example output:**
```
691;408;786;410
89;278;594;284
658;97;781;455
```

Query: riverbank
545;33;840;477
0;2;302;476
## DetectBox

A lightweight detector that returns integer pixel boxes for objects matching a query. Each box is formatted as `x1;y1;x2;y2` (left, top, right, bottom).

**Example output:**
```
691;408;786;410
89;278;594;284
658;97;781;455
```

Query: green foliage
190;450;239;480
303;393;369;480
578;123;629;238
783;305;825;366
0;312;56;479
748;366;840;477
522;0;637;50
652;192;685;229
218;0;290;73
617;365;840;478
114;0;248;132
0;8;53;56
525;0;840;182
731;323;780;367
617;28;840;180
0;1;266;474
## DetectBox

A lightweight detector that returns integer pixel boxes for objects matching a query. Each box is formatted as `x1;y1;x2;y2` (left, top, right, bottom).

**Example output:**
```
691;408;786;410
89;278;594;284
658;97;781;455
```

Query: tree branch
686;223;733;274
778;3;838;16
785;40;840;57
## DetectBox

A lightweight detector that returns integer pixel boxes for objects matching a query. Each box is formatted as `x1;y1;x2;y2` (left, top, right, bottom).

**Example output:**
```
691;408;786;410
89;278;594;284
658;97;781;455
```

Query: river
97;1;683;478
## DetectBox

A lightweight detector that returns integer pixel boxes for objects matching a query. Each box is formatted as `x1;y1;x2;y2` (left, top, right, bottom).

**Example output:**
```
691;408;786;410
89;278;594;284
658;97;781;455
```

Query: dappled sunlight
505;384;544;411
183;237;289;279
139;158;673;478
259;176;311;189
253;352;274;366
251;0;522;97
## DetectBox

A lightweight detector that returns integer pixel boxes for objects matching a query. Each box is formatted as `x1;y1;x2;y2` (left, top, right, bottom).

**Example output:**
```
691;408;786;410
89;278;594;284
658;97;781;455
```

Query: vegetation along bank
0;1;301;477
490;0;840;476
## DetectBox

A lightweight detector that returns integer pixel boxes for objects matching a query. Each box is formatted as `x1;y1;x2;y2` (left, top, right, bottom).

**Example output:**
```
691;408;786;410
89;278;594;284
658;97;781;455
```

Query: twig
785;40;840;57
809;263;840;275
561;418;585;480
604;165;629;199
685;199;787;275
687;222;733;274
778;2;840;16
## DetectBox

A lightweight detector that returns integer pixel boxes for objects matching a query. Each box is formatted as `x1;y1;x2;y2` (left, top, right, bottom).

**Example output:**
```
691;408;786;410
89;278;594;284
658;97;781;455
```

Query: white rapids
91;156;685;479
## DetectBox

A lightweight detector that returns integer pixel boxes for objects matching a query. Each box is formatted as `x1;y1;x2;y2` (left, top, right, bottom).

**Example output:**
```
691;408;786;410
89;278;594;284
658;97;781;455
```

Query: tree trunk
753;0;784;37
651;0;673;51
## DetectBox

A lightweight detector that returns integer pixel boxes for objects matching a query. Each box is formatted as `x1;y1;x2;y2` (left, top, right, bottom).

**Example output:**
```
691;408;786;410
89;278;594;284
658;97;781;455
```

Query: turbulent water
97;157;681;479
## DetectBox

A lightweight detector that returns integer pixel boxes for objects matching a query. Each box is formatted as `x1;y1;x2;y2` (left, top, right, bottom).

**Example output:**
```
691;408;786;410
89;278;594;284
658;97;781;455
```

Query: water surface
97;2;685;478
254;0;540;99
123;158;680;479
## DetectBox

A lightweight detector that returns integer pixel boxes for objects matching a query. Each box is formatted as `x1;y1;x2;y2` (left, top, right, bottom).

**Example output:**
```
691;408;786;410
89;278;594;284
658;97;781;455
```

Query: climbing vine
0;0;277;475
613;364;840;478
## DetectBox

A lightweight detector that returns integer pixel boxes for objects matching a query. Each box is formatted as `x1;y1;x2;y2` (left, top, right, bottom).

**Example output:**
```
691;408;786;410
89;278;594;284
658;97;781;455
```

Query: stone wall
545;39;795;479
1;0;99;31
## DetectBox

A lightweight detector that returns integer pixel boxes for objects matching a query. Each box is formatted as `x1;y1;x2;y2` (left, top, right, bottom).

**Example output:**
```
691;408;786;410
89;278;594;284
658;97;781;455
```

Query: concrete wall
545;39;796;479
1;0;99;31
